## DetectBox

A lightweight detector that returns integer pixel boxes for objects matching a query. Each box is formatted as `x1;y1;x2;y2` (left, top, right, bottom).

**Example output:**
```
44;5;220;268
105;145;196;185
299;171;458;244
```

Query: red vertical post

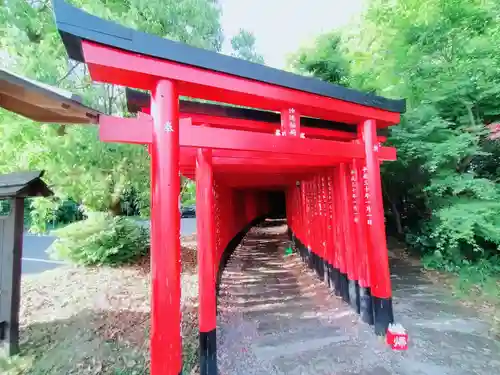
300;180;309;262
315;175;321;275
361;119;394;335
320;173;330;285
316;174;325;280
332;168;345;297
335;166;349;303
340;162;360;312
196;149;217;375
306;180;313;268
312;176;319;276
306;180;313;266
325;172;335;292
150;79;182;375
353;158;374;325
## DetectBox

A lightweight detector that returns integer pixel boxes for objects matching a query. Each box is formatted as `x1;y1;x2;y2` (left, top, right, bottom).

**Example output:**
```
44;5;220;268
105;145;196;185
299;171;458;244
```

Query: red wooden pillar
305;179;314;268
320;173;330;285
300;180;308;262
340;162;360;312
150;79;182;375
312;176;320;275
281;108;301;247
335;166;350;303
316;174;325;280
361;119;394;335
325;172;335;292
332;168;346;297
196;149;217;375
352;158;374;325
303;180;310;265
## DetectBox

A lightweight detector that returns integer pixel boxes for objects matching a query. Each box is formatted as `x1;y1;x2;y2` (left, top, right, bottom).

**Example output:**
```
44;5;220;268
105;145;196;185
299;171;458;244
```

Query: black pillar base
317;256;325;280
200;329;217;375
348;279;360;314
313;252;319;275
332;267;341;296
372;296;394;336
359;287;374;325
307;248;313;269
324;260;330;286
339;272;350;303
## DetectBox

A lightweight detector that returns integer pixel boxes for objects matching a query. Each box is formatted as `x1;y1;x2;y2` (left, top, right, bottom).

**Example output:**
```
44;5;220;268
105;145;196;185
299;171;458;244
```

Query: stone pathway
217;223;500;375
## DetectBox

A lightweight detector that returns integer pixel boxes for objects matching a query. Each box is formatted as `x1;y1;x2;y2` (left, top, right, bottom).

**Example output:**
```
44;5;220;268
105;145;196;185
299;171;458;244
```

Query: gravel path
217;223;500;375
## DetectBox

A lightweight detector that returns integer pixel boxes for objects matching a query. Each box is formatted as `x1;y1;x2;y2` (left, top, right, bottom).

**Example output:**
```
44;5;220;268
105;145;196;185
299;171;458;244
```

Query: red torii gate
50;1;406;374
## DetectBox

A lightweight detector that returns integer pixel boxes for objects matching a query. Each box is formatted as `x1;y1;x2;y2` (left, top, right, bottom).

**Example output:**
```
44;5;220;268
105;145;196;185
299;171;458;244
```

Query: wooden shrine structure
0;1;407;374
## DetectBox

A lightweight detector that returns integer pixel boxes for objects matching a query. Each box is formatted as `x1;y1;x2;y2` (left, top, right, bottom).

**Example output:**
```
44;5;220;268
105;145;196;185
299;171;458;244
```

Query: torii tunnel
42;1;406;374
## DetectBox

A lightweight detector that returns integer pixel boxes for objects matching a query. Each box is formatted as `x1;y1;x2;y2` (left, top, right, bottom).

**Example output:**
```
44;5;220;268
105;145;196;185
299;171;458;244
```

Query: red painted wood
98;115;396;162
311;177;318;258
341;162;358;282
159;110;389;142
150;80;182;375
361;119;392;299
326;173;335;269
185;112;388;142
99;114;153;144
81;41;401;126
304;181;311;250
197;149;216;333
320;173;328;262
280;108;301;137
180;122;365;159
333;167;346;274
353;158;371;288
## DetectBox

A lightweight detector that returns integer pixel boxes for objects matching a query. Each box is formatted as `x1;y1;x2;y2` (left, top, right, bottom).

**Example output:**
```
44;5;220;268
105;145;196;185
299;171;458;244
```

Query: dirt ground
217;224;500;375
0;235;199;375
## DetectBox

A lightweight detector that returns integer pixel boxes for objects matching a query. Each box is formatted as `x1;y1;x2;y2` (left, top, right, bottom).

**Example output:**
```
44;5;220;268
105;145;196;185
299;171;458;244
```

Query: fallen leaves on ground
4;236;199;375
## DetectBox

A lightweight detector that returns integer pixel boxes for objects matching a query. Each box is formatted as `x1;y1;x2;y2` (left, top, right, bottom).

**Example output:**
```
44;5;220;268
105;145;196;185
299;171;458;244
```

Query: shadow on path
217;222;500;375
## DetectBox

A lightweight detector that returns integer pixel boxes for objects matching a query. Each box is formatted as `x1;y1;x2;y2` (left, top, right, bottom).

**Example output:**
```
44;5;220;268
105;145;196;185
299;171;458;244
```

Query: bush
50;212;150;266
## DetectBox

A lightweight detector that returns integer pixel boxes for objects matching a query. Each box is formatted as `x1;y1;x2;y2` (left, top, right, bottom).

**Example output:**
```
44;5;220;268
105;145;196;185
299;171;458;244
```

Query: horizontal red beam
99;114;152;144
202;156;340;167
181;123;364;159
188;113;387;142
215;174;305;188
99;115;396;161
83;41;400;127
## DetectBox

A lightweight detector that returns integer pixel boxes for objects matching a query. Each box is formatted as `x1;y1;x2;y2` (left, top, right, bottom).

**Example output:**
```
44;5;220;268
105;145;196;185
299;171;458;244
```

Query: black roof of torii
52;0;406;114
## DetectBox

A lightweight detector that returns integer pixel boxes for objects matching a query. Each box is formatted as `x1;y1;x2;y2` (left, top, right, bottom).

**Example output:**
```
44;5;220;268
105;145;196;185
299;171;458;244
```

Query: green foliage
230;29;264;64
50;212;150;266
0;199;11;216
181;178;196;205
0;0;226;229
288;31;350;85
291;0;500;269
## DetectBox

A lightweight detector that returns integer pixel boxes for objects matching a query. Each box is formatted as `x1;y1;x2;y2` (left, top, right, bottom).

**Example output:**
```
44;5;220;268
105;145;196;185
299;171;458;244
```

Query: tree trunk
390;200;404;235
108;197;122;216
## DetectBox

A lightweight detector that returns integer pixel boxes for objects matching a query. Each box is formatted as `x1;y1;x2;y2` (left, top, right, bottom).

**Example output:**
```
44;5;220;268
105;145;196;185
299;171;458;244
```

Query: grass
448;268;500;333
421;255;500;335
388;237;500;335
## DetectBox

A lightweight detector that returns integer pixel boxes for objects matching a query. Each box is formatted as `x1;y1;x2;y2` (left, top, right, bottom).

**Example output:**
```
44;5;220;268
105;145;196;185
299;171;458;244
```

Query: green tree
0;0;224;231
230;29;264;64
288;31;349;86
292;0;500;267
